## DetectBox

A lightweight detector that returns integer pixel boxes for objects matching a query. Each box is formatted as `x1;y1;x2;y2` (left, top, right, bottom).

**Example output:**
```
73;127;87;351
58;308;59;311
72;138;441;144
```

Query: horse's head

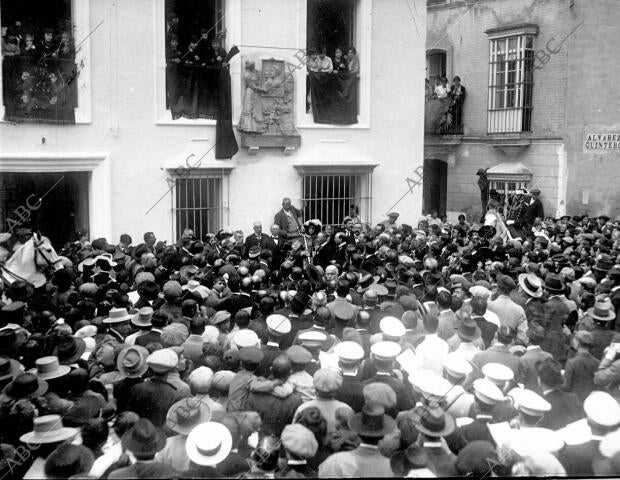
32;232;64;272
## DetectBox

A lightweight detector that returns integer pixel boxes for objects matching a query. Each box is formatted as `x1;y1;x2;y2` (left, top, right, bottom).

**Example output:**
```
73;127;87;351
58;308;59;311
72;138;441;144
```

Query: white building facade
0;0;426;247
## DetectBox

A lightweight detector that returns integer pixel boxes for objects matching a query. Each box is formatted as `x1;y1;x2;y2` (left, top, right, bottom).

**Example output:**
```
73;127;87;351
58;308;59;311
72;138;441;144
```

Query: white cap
334;341;364;363
516;389;551;416
482;363;514;384
232;329;260;350
473;379;504;405
370;341;402;361
506;428;565;456
266;314;291;335
443;353;473;378
583;391;620;428
298;331;328;348
380;316;406;338
409;369;451;400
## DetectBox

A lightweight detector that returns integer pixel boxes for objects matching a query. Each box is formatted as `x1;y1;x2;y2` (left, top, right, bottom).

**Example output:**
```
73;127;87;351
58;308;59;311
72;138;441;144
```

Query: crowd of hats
0;212;620;477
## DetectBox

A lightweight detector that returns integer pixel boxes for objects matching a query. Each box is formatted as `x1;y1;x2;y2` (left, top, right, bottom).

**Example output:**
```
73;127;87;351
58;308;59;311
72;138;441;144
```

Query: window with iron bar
489;177;530;215
301;173;372;229
488;34;535;133
173;175;225;241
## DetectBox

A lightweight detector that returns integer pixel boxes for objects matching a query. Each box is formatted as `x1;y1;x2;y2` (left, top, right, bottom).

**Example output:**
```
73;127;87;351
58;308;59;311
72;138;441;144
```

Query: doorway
0;171;89;248
422;158;447;216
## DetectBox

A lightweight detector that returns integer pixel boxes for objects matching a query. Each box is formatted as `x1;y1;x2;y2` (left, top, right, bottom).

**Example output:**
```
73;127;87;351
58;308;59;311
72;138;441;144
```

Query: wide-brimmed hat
20;415;78;445
3;372;48;400
411;405;455;438
64;396;103;427
593;255;615;273
28;356;71;380
103;307;133;324
117;346;150;378
457;316;481;342
131;306;154;327
587;298;616;322
186;422;233;466
348;403;396;438
544;273;565;294
56;337;86;365
0;356;22;386
166;397;212;436
6;281;34;301
122;418;166;457
518;273;544;298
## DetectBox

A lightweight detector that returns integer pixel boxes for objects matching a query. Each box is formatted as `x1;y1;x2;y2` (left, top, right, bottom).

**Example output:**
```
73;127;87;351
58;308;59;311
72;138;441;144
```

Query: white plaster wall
0;0;426;243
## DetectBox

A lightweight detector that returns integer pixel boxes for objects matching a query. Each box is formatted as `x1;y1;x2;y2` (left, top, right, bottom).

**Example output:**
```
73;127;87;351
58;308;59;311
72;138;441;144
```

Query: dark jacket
539;388;583;430
274;207;303;240
135;329;163;348
362;373;414;412
563;351;599;403
127;377;180;428
335;374;366;413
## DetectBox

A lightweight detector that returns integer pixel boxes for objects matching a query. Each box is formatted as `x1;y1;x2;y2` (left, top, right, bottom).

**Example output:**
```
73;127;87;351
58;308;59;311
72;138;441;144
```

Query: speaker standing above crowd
1;197;620;477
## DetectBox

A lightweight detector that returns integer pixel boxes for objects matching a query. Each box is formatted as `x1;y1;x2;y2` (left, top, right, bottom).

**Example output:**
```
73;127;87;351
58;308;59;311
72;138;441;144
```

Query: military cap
443;353;473;379
298;331;327;348
370;341;402;361
334;341;364;363
473;379;504;405
481;362;514;384
515;389;551;416
584;391;620;428
266;314;291;336
232;330;260;350
380;316;406;338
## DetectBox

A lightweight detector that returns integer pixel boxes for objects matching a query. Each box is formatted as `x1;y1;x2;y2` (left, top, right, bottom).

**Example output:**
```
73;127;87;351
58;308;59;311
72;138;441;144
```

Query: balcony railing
425;97;463;135
307;72;359;125
166;64;222;120
2;56;77;124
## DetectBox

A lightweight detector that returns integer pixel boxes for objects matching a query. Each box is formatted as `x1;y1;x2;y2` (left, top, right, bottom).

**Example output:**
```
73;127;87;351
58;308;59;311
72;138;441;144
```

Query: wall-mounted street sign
583;133;620;152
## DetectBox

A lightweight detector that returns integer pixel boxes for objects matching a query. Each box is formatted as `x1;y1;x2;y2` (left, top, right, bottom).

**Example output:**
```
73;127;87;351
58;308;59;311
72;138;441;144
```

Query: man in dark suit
135;310;169;347
244;221;271;256
518;323;553;393
537;358;583;431
471;326;520;380
273;197;303;245
524;188;544;227
363;342;414;412
331;233;348;266
313;232;336;269
334;341;365;412
267;224;285;269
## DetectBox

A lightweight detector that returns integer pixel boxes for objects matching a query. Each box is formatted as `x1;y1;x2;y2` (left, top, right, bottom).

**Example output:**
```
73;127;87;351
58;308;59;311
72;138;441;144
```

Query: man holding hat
318;403;396;478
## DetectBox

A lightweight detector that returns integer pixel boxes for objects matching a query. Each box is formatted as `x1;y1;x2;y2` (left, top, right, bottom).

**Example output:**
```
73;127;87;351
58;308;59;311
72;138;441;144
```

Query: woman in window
449;75;466;127
316;46;333;73
346;46;359;75
332;47;348;73
434;76;449;99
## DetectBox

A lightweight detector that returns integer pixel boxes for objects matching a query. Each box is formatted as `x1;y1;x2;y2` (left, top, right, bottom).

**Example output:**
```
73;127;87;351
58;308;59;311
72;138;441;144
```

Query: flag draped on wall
215;45;240;159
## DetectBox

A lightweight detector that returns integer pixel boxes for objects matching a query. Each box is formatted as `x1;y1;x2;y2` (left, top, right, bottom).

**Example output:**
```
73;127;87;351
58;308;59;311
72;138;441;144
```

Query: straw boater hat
28;356;70;381
131;307;154;328
185;422;233;466
518;273;544;298
103;307;133;324
20;415;78;444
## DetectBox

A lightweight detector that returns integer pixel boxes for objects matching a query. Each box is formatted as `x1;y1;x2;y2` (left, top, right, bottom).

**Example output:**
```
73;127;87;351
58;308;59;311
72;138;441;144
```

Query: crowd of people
1;21;76;121
1;195;620;478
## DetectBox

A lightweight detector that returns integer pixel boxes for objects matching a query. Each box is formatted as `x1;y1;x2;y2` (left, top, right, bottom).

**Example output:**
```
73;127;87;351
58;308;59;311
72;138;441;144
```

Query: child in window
22;33;38;60
332;47;348;73
40;28;57;58
55;31;74;59
346;46;360;75
184;35;200;64
166;34;182;64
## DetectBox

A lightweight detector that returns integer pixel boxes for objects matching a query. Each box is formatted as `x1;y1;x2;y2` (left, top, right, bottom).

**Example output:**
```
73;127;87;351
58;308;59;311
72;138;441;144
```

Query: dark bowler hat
544;273;565;294
3;373;48;400
348;403;396;438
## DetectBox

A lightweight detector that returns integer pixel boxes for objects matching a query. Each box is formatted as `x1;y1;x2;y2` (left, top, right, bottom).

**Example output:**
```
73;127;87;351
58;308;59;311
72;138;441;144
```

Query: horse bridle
32;236;63;269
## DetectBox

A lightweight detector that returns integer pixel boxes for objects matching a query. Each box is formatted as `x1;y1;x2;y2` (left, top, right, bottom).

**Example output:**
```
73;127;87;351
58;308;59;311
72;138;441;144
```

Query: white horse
1;233;63;288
